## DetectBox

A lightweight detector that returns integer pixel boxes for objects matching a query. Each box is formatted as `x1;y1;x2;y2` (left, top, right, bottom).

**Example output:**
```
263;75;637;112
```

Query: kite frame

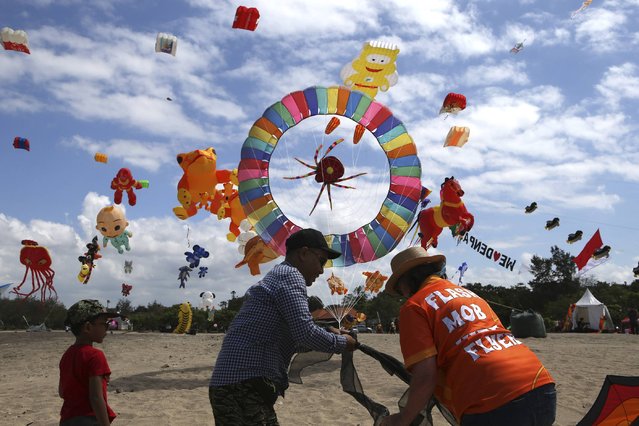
238;86;422;267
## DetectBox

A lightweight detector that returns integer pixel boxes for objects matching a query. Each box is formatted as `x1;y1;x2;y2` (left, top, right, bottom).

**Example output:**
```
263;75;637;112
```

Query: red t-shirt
59;344;116;423
399;277;554;421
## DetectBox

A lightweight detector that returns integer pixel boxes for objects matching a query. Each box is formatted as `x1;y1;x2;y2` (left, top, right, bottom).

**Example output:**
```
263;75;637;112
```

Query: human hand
344;334;359;352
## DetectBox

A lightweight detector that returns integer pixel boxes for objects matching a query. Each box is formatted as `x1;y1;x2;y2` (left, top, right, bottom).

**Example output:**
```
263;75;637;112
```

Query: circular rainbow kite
238;86;422;267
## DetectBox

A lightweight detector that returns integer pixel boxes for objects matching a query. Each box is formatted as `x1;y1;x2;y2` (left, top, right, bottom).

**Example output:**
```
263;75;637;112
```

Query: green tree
115;298;133;315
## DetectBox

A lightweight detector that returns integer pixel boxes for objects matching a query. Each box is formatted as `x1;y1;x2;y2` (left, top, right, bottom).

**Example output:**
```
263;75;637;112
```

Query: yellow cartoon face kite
340;41;400;98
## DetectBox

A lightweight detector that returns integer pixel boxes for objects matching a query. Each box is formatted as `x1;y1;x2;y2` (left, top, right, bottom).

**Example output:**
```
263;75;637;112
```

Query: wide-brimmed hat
384;246;446;296
285;228;341;259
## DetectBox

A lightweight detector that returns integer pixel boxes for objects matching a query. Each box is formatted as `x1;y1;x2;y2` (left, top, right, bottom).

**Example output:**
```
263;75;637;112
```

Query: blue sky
1;0;638;309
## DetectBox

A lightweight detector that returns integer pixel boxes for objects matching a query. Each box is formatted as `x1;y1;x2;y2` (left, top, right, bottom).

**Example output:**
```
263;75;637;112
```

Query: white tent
571;289;615;331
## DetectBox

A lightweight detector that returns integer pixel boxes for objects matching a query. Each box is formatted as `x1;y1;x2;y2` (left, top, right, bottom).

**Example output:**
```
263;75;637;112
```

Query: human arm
274;270;353;352
88;375;111;425
380;356;437;426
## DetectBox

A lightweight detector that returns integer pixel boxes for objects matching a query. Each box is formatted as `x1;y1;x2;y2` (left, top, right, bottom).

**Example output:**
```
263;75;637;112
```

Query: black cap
285;229;341;259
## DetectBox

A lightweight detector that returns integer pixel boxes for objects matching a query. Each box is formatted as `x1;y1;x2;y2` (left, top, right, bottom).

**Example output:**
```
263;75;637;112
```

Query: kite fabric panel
444;126;470;148
289;343;457;426
577;375;639;425
573;229;603;270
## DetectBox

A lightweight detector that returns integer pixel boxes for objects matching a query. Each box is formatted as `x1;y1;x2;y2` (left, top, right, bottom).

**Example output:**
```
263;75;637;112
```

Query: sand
1;331;638;425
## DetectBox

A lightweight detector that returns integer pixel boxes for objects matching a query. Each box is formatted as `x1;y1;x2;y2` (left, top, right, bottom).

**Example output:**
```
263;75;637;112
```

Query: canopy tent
571;289;615;331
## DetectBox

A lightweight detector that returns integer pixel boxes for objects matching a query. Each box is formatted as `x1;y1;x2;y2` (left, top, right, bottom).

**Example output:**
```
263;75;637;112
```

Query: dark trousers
461;383;556;426
209;378;279;425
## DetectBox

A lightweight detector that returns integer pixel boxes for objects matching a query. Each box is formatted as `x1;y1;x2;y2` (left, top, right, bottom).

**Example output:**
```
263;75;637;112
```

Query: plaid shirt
210;262;347;393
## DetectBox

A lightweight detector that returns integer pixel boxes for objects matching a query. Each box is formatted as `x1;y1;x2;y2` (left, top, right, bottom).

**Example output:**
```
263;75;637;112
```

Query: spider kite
283;138;366;215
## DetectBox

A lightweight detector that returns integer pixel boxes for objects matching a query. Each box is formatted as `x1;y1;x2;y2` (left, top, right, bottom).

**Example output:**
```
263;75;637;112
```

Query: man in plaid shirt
210;228;358;425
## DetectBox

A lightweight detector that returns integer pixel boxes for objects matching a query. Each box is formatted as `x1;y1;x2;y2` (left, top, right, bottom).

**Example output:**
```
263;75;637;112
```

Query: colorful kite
573;229;603;270
121;283;133;297
172;147;239;223
210;181;246;242
200;291;216;310
571;0;593;19
198;266;208;278
353;124;365;144
111;168;144;206
443;126;470;148
77;236;102;284
325;117;341;134
439;93;467;115
185;244;209;268
1;27;30;54
452;261;469;284
577;375;639;425
13;137;30;151
233;6;260;31
235;234;279;276
238;86;422;267
362;271;387;293
173;302;192;334
567;230;583;244
94;153;108;163
96;205;132;254
155;33;177;56
12;240;56;302
418;177;474;249
177;266;191;288
545;217;560;230
283;138;367;215
510;40;525;54
340;41;400;98
328;273;348;295
0;283;12;298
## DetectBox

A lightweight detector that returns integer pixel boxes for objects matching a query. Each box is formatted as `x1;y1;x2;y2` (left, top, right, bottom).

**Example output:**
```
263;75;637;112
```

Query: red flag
573;229;603;270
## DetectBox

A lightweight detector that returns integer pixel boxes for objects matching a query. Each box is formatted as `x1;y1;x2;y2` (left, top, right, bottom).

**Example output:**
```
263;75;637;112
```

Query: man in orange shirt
380;247;556;426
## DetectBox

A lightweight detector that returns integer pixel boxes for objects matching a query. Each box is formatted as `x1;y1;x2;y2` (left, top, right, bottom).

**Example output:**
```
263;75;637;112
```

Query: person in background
380;247;556;426
59;300;119;425
209;228;358;425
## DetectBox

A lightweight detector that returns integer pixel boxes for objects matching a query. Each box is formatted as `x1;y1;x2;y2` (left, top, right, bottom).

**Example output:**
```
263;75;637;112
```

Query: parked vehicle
351;324;373;333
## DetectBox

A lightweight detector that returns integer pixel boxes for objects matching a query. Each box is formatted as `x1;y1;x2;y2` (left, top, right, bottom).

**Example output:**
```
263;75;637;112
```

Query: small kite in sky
439;93;467;115
198;266;208;278
185;244;209;268
155;33;177;56
443;126;470;148
178;266;192;288
124;260;133;274
327;273;348;295
94;153;108;163
571;0;593;19
111;168;144;206
325;117;340;135
340;41;400;98
545;217;560;230
524;202;537;214
362;271;388;293
1;27;30;54
510;40;525;54
13;137;30;151
592;245;610;260
121;283;133;297
567;230;583;244
233;6;260;31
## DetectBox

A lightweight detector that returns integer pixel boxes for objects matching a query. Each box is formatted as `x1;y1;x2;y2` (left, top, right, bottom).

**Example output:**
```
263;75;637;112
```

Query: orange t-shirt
399;276;554;421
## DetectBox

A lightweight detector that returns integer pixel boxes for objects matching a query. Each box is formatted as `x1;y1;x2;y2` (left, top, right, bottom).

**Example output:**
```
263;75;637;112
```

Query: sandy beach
1;331;638;425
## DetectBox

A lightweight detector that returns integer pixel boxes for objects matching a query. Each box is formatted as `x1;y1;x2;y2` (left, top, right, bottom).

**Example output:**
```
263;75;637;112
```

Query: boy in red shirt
59;300;118;425
381;247;556;426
